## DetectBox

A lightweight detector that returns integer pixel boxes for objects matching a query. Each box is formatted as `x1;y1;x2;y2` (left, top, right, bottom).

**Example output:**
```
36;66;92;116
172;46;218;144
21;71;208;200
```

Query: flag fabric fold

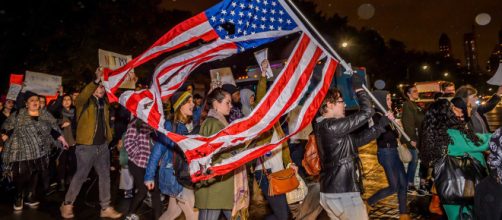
102;0;341;181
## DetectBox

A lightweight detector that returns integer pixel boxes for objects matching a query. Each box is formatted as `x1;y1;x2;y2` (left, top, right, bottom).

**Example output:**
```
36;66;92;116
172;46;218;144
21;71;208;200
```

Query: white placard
254;48;273;79
210;67;236;86
6;84;22;101
23;71;62;96
98;49;136;89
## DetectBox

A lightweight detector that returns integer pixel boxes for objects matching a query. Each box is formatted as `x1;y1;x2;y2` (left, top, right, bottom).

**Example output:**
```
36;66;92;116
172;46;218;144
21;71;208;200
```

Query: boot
24;192;40;207
100;207;122;219
60;203;74;219
399;214;412;220
13;192;23;211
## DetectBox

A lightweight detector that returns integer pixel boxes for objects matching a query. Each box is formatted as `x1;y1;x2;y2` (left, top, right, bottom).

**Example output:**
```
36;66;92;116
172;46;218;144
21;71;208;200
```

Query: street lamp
341;41;349;48
444;72;449;77
422;65;429;70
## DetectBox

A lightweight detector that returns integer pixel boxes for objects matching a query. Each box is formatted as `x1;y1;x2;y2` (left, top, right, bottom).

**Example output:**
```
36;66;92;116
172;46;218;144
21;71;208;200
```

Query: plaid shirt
124;119;153;168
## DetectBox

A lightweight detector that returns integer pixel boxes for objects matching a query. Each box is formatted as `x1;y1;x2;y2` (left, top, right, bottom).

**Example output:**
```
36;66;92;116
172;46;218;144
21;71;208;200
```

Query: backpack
171;120;199;189
302;134;321;176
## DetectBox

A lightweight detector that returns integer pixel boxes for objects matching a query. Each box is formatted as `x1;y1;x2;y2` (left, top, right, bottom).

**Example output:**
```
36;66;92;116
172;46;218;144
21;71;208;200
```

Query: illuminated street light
422;65;429;70
489;88;493;92
341;42;349;48
444;72;449;77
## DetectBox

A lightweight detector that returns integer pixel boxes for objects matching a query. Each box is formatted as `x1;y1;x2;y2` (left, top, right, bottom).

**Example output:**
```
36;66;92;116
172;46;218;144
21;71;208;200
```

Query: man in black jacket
314;75;393;220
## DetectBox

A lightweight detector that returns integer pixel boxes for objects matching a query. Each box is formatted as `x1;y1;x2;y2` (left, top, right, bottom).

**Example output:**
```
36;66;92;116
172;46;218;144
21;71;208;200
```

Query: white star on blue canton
239;12;244;17
221;9;227;15
231;2;237;7
239;3;245;9
211;16;216;22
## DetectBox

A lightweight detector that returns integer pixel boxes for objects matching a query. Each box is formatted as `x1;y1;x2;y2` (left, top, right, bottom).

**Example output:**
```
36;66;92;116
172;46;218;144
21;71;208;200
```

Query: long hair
420;99;481;165
172;98;192;124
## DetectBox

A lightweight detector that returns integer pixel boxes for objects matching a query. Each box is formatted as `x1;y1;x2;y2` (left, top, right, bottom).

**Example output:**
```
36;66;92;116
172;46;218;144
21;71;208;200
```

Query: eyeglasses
335;99;344;104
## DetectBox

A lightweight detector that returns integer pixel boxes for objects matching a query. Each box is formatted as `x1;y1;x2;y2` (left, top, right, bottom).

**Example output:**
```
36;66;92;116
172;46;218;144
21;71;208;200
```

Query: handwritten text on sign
98;49;136;89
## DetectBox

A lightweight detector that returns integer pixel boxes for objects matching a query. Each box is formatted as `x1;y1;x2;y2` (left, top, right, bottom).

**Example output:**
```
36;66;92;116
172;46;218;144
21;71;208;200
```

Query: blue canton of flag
205;0;298;51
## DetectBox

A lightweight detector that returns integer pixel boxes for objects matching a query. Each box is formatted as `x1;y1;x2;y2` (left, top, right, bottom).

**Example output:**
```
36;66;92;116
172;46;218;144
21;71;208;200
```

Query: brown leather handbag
302;134;321;176
260;157;299;196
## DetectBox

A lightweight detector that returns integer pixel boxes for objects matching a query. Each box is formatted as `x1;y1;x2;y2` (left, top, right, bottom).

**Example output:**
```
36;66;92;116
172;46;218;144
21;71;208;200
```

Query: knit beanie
170;91;192;112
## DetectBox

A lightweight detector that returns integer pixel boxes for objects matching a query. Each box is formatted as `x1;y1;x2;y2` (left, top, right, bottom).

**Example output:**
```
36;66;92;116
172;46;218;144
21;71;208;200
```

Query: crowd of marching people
2;61;502;220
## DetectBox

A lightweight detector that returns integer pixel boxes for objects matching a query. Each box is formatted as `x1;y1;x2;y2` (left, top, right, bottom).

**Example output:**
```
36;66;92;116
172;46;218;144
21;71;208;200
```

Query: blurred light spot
357;3;375;20
475;13;491;26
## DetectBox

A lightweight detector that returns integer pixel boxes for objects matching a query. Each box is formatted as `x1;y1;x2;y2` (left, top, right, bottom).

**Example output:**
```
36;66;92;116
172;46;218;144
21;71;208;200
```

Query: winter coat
2;108;62;165
469;94;500;133
74;82;113;145
195;116;235;210
401;99;425;148
314;90;388;194
144;121;188;197
373;111;399;149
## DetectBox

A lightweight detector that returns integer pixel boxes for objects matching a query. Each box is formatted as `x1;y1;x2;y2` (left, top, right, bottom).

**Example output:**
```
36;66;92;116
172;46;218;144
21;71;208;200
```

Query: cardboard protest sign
10;74;24;86
98;49;137;89
23;71;62;96
6;84;22;101
210;67;236;86
254;48;274;79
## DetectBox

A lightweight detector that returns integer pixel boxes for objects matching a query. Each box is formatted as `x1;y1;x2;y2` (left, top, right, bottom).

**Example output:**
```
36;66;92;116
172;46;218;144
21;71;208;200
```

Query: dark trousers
367;148;408;214
57;147;76;184
11;157;47;199
128;161;161;219
289;140;307;178
254;169;290;220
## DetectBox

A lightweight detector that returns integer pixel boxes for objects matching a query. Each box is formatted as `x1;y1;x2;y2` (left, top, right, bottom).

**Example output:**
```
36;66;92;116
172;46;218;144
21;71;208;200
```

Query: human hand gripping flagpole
281;0;411;142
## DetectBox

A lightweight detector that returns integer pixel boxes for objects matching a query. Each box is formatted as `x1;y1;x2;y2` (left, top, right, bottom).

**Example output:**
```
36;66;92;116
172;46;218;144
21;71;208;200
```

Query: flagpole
284;0;411;142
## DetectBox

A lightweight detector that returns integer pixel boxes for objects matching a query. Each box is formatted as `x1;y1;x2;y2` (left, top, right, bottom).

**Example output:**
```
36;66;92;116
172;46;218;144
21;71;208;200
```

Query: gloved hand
351;74;364;90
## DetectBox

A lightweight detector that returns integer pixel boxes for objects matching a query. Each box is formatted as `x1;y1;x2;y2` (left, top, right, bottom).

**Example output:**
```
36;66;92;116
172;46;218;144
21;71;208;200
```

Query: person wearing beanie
367;90;410;219
1;90;68;211
145;90;199;220
222;84;244;123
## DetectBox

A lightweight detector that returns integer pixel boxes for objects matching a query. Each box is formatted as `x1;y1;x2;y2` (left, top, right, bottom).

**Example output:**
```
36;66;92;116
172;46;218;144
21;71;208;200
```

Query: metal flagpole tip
374;80;386;90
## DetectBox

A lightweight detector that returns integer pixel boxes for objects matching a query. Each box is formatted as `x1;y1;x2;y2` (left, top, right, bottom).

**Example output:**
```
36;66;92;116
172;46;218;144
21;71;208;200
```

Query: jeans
128;161;161;219
254;169;290;220
367;148;408;214
198;209;232;220
64;143;111;209
406;148;418;186
319;192;368;220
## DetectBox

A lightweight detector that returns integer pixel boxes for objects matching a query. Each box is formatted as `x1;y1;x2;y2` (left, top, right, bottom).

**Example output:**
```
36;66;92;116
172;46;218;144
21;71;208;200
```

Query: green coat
75;82;113;145
443;129;490;220
401;100;424;148
195;117;235;210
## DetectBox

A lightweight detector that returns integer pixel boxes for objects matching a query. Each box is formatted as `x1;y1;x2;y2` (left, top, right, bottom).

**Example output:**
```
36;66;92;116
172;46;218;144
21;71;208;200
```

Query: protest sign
254;48;274;79
23;71;62;96
210;67;236;86
6;84;22;101
98;49;136;89
10;74;24;86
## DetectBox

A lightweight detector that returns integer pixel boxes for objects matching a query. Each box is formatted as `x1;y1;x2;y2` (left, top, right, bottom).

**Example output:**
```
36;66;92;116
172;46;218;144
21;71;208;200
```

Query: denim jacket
144;120;188;197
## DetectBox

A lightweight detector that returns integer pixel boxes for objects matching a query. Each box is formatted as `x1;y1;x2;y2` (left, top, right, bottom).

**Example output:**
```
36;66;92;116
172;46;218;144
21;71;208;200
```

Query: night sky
161;0;502;67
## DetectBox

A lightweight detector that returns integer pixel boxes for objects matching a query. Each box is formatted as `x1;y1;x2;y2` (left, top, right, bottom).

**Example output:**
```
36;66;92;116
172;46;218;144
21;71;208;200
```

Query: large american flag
103;0;340;181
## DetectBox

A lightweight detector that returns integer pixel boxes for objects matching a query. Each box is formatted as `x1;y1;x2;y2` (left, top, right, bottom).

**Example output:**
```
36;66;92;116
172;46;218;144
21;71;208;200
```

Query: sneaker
100;207;122;219
125;213;140;220
60;203;74;219
13;197;23;211
24;195;40;208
